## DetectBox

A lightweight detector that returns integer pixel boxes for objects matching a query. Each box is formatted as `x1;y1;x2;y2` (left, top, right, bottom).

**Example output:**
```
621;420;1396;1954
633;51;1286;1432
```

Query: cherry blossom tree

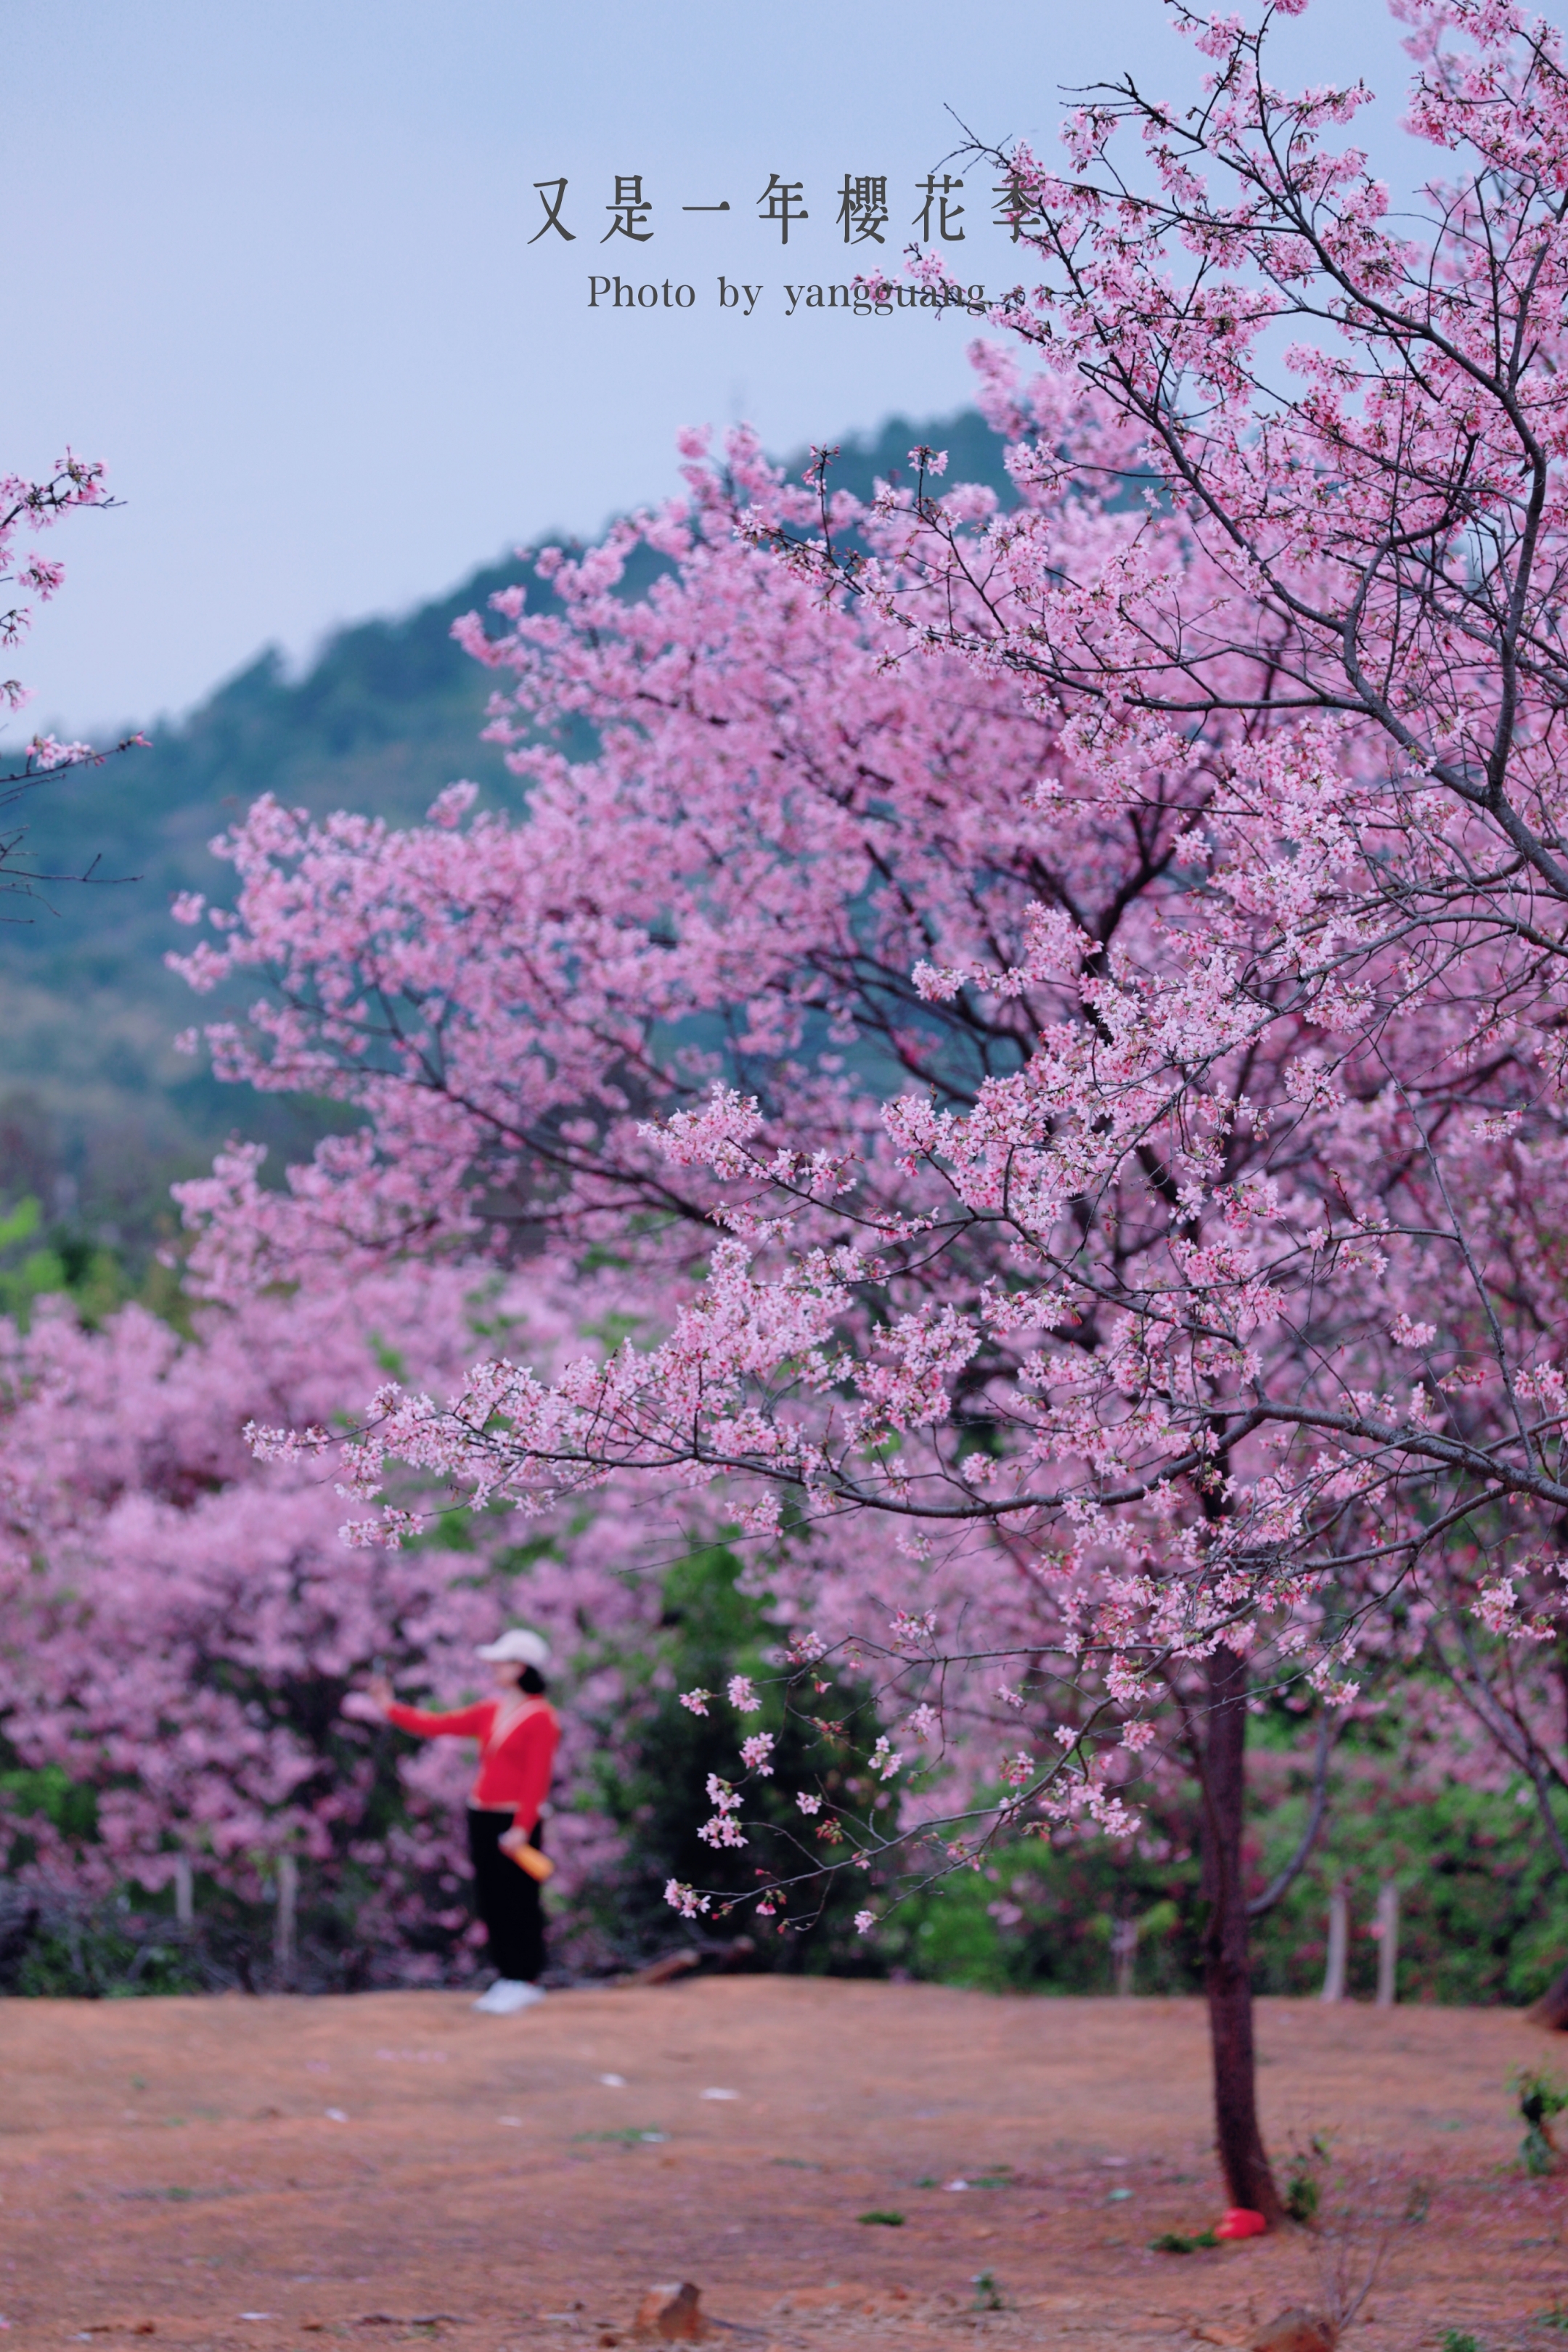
165;0;1568;2217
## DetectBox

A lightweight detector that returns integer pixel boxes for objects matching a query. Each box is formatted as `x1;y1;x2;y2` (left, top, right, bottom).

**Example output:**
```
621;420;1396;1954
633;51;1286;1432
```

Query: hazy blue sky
2;0;1525;732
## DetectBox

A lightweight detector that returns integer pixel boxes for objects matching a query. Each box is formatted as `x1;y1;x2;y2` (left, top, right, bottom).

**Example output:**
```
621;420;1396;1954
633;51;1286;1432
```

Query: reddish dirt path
0;1981;1561;2351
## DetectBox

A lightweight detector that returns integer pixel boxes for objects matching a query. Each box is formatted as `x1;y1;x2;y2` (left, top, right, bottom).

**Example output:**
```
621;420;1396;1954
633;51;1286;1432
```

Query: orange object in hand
503;1837;555;1883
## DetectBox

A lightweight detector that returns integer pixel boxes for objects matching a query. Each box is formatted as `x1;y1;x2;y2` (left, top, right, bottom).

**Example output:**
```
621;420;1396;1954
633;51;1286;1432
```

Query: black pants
467;1807;546;1983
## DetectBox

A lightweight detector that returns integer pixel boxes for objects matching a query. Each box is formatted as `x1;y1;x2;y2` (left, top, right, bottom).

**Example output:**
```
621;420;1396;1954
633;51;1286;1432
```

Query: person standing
344;1629;559;2014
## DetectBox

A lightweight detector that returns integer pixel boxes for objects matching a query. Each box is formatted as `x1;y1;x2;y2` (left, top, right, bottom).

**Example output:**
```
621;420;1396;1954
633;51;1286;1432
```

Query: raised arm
341;1675;495;1738
384;1698;493;1740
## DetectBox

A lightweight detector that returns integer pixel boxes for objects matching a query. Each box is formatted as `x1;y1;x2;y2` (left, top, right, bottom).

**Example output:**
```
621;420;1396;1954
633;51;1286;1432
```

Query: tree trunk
1201;1644;1283;2224
1532;1628;1568;2030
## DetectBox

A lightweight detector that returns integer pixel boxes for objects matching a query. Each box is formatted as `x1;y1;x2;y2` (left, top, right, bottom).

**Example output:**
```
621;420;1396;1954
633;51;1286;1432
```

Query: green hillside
0;410;1013;1262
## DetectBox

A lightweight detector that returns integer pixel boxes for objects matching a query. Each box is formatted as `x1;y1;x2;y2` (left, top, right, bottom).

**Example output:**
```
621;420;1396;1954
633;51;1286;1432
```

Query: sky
0;0;1513;735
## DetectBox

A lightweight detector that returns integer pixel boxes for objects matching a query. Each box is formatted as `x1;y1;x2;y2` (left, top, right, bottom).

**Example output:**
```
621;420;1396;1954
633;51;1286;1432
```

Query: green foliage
0;1760;101;1850
858;2210;905;2227
971;2271;1003;2309
1514;2064;1568;2120
1280;2130;1333;2227
14;1913;205;1998
0;1194;129;1328
876;1829;1200;1995
1246;1746;1568;2004
1441;2333;1481;2352
1150;2229;1218;2253
1284;2168;1321;2225
869;1712;1568;2006
575;1539;899;1970
1514;2065;1568;2175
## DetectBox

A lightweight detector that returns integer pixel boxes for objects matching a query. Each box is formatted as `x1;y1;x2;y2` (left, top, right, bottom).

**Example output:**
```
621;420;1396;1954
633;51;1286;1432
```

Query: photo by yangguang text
586;275;995;316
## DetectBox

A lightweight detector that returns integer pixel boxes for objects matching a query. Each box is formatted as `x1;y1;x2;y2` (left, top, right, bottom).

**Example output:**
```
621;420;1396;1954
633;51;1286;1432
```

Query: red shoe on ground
1214;2208;1268;2240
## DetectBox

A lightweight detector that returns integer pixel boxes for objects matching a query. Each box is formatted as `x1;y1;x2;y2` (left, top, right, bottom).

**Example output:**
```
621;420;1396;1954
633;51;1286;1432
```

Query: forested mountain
0;409;1011;1260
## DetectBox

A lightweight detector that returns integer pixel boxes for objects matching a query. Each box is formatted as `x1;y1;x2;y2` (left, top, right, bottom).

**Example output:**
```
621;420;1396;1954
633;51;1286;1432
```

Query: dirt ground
0;1981;1562;2352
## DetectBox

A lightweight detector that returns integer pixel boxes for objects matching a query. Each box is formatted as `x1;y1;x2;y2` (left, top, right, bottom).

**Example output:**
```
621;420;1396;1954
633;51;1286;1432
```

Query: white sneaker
472;1978;546;2015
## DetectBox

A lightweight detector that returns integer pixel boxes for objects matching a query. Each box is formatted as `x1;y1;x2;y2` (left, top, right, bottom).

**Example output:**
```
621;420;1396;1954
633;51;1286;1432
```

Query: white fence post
1321;1882;1349;2001
1375;1878;1399;2008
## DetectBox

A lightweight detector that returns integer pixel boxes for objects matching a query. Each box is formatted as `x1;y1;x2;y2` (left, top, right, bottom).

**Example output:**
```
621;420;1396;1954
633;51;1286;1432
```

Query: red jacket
385;1696;558;1833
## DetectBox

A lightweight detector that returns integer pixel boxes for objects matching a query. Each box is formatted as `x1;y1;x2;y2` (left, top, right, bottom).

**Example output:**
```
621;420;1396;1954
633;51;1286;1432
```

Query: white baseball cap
475;1628;552;1671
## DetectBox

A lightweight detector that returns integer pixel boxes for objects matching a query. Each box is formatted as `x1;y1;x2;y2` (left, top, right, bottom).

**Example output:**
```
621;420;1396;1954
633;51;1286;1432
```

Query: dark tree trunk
1201;1643;1284;2224
1527;1625;1568;2029
1523;1628;1568;2032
